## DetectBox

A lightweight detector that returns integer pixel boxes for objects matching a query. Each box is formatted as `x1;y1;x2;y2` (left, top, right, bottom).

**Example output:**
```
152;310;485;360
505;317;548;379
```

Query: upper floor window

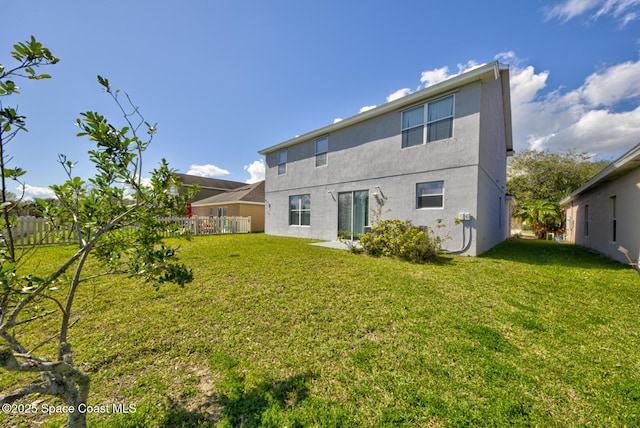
278;150;287;175
416;181;444;209
315;137;328;167
402;95;454;148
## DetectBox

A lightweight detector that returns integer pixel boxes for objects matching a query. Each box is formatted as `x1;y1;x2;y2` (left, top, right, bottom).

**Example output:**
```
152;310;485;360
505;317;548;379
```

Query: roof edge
560;142;640;205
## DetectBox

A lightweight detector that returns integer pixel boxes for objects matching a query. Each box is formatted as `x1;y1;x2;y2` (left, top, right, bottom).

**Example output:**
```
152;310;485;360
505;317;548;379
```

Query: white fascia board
500;68;514;153
259;61;501;155
191;200;265;207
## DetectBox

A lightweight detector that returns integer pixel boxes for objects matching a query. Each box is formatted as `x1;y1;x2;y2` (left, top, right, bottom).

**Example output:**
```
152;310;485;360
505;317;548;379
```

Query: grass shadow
161;398;220;427
158;370;317;427
216;372;316;427
481;238;629;271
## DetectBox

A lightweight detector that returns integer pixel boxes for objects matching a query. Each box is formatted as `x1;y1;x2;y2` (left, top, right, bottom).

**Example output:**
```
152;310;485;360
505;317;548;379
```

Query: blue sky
2;0;640;199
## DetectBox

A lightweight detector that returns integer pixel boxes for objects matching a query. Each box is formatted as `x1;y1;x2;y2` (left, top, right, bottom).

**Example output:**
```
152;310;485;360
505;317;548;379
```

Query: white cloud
186;164;230;177
621;11;637;25
579;61;640;106
383;62;486;109
244;159;265;183
509;65;550;106
420;66;450;87
503;54;640;158
457;60;484;75
546;0;601;21
495;51;517;63
359;105;377;113
333;118;343;123
20;184;56;200
544;106;640;155
545;0;640;26
386;88;411;102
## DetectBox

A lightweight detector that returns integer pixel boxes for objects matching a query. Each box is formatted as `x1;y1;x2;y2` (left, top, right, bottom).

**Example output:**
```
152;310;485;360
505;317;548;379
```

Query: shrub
359;219;446;262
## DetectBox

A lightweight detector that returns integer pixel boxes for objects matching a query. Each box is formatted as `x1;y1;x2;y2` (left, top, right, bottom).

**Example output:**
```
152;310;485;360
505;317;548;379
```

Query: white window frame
289;194;311;226
277;150;287;175
401;105;424;148
401;94;454;148
315;136;328;167
416;181;444;209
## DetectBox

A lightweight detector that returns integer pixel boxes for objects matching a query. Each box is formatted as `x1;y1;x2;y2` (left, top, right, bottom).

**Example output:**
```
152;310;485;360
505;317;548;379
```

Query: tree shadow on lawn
160;372;317;428
481;238;629;271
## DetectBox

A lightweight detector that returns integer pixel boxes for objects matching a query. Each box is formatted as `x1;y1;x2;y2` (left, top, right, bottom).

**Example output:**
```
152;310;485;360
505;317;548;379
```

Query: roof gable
191;180;265;206
176;173;246;191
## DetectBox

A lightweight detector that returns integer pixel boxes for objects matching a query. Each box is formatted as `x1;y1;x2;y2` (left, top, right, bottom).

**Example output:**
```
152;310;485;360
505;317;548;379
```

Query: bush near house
359;219;447;262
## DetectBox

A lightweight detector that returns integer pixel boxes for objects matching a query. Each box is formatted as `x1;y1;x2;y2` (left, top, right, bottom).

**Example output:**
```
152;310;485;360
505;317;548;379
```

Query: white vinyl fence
4;216;252;246
160;216;252;236
9;216;78;246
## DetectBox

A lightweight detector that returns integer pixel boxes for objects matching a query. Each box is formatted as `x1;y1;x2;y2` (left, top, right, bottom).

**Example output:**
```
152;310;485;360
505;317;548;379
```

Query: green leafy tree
0;38;196;428
517;199;560;238
0;36;58;258
507;149;609;237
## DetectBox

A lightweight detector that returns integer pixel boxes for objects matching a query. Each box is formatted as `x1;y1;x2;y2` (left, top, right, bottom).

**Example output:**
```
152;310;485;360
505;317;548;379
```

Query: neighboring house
175;173;247;202
190;180;265;232
258;61;513;256
561;143;640;264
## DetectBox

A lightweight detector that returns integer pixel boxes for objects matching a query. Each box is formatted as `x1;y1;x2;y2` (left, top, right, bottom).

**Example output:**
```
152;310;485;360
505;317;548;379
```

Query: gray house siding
261;62;512;256
564;163;640;264
476;76;512;253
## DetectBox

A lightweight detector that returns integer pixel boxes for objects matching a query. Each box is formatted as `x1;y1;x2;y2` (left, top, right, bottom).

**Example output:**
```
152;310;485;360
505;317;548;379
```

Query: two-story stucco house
258;61;513;256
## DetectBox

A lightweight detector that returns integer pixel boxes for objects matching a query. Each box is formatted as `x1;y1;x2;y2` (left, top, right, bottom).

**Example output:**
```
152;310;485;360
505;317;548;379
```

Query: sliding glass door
338;190;369;240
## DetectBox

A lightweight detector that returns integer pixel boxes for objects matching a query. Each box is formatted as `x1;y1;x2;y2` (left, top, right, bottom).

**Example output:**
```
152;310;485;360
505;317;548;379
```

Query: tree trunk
60;342;91;428
67;406;87;428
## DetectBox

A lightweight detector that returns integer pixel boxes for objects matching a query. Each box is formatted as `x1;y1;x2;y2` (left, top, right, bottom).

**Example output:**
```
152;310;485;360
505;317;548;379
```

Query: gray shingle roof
191;181;265;206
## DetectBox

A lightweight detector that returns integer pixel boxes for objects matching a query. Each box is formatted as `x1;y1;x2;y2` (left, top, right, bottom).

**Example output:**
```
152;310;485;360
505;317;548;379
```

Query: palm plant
517;199;561;239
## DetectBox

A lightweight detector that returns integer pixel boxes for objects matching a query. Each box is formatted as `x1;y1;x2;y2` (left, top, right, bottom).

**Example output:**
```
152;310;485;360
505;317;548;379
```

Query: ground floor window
416;181;444;208
610;196;617;242
584;204;589;237
289;194;310;226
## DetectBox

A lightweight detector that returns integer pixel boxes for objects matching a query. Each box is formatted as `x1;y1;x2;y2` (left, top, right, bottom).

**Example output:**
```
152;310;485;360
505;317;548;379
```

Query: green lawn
2;235;640;427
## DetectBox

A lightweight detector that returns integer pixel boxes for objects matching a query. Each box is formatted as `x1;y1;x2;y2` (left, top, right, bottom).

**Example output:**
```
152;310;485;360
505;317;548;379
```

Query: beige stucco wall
564;167;640;264
237;204;265;232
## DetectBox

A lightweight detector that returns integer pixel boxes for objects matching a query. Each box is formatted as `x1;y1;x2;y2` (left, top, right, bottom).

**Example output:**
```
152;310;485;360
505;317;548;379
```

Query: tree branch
0;344;89;403
11;309;57;327
30;318;78;355
0;382;53;404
